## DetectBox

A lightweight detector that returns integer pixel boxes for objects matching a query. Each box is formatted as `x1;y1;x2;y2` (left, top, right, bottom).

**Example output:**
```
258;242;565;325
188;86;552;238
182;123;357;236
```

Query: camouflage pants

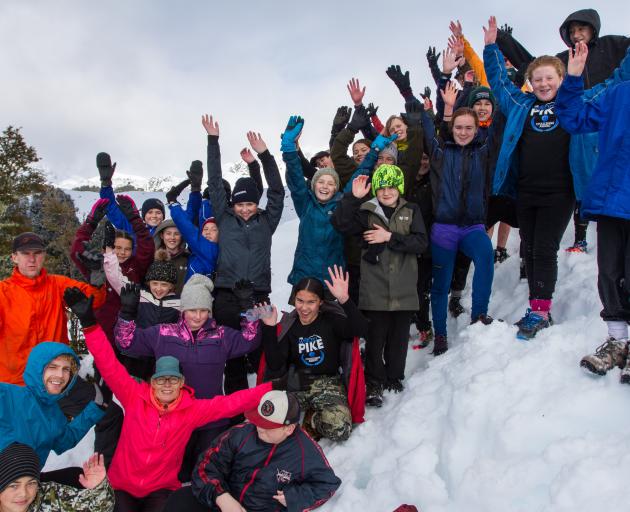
296;375;352;442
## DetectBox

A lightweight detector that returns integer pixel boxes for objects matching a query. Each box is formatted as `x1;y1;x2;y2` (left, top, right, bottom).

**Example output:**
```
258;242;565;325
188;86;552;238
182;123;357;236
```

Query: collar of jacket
9;266;49;289
147;383;195;414
360;197;409;224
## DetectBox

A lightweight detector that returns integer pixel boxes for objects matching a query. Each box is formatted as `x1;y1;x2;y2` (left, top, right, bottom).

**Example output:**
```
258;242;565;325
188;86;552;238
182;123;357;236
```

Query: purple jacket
115;315;261;402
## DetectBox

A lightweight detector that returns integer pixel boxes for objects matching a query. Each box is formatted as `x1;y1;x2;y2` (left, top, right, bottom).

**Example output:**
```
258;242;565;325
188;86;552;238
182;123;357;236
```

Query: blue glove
371;133;398;152
280;115;304;152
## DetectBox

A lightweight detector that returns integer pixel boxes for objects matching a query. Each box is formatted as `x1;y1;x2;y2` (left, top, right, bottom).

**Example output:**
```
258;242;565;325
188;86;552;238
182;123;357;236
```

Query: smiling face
472;99;493;122
11;250;45;279
375;186;400;208
529;65;563;102
0;476;39;512
184;309;210;331
233;202;257;222
201;222;219;242
569;22;594;45
352;142;370;164
386;117;407;141
42;355;74;395
114;237;133;263
160;227;182;252
294;289;323;326
149;280;174;300
452;113;478;146
151;376;184;405
144;208;164;228
313;174;338;203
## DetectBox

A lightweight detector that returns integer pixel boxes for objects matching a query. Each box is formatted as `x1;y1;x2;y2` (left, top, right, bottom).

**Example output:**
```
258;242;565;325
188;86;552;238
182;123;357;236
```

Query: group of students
1;7;629;512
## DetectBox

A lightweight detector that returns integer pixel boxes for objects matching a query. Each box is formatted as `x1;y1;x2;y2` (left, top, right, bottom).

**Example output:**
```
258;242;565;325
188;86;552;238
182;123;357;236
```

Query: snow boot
471;314;494;325
620;354;630;384
565;240;588;253
432;334;448;356
494;246;509;263
580;337;629;376
448;296;465;318
412;322;434;350
386;378;404;393
515;309;553;340
365;382;383;408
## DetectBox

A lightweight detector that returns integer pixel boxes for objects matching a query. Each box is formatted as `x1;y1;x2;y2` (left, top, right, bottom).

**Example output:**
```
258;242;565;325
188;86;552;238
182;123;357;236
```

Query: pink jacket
84;325;272;497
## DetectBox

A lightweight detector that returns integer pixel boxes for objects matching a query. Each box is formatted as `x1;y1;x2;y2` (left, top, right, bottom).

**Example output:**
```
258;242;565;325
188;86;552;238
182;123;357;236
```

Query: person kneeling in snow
162;390;341;512
260;265;367;441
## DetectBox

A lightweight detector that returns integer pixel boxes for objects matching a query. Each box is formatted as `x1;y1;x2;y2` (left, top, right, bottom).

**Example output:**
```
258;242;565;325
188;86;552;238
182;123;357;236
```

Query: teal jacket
0;342;104;469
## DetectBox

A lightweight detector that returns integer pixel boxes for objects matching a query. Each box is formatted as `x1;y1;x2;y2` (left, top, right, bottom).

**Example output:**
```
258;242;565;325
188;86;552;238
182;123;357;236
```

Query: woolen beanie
468;86;496;110
380;143;398;163
145;249;177;285
0;443;40;492
371;164;405;196
141;198;165;220
310;168;340;194
231;177;260;205
180;274;215;312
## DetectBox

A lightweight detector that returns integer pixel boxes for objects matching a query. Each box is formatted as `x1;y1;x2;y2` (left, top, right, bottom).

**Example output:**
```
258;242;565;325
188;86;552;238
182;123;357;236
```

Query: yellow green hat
371;164;404;196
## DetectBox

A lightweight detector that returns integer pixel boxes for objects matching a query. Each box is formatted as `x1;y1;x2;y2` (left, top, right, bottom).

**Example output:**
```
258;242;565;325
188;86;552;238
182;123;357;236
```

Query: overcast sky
1;1;628;184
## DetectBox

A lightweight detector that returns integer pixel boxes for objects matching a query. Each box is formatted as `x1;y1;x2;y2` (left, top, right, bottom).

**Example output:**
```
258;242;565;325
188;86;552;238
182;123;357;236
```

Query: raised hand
187;161;203;192
280;116;304;152
64;287;96;328
96;152;116;187
449;19;463;38
347;78;366;106
103;221;116;250
119;283;141;320
165;179;190;204
201;114;219;136
324;265;350;304
567;41;588;77
363;223;392;244
440;81;459;110
78;453;107;490
247;131;268;154
351;175;371;199
371;133;398;152
332;106;352;129
386;65;411;94
426;46;441;68
255;302;278;326
116;194;140;221
448;35;464;57
240;148;256;164
483;16;498;46
420;86;432;100
86;198;109;228
347;105;370;133
499;23;513;35
365;102;379;118
442;46;464;74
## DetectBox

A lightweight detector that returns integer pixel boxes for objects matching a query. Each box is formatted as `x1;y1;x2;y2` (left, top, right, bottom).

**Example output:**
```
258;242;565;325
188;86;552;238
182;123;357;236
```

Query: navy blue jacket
193;423;341;511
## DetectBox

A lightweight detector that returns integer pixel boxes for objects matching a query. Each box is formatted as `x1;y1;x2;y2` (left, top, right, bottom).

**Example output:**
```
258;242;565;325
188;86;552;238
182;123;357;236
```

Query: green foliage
73;185;100;192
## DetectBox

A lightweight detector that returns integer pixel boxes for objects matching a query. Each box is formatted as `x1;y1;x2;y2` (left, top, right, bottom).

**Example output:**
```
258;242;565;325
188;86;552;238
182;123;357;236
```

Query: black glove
64;287;96;328
187;161;203;192
116;195;140;221
166;179;190;204
271;366;310;392
347;105;371;133
420;86;432;100
233;279;255;311
332;106;352;132
499;23;513;35
96;152;116;188
365;102;379;119
386;64;411;95
119;283;141;321
402;99;423;126
77;243;106;287
103;221;116;250
426;46;442;84
86;198;110;228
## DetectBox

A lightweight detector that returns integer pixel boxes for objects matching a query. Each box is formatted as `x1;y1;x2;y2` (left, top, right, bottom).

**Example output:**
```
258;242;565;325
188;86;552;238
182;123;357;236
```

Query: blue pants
431;230;494;336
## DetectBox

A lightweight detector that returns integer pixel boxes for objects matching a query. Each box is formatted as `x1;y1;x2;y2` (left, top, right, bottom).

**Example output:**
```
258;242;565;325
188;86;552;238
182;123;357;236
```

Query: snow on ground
45;203;630;512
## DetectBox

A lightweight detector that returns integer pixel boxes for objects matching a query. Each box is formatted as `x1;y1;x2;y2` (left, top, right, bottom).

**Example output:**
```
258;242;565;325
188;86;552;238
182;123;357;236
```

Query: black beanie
0;443;40;492
141;198;165;220
145;250;178;285
231;177;260;205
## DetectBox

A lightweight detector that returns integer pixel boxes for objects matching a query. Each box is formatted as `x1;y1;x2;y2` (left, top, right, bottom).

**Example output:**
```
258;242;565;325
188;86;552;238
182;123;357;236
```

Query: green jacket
29;478;114;512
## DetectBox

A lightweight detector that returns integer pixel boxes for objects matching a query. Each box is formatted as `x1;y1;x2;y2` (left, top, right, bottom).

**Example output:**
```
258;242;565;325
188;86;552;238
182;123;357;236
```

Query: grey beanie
379;143;398;163
311;168;340;194
180;274;215;312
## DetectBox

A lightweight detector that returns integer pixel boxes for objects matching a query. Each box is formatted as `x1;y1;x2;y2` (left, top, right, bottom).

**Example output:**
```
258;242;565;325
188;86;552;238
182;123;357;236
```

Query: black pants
163;487;210;512
363;310;413;385
517;195;574;300
40;467;83;488
114;489;172;512
416;256;433;329
178;425;227;483
347;263;361;306
57;376;124;468
597;216;630;323
486;194;519;228
573;201;589;244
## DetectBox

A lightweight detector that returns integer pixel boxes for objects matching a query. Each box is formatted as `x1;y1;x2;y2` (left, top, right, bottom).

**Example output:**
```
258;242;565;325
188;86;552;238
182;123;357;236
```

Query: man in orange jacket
0;232;106;385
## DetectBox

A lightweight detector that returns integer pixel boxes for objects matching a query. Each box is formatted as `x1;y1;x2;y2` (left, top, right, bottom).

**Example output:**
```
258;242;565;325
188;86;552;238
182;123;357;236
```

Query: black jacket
497;9;630;89
192;423;341;512
207;136;284;293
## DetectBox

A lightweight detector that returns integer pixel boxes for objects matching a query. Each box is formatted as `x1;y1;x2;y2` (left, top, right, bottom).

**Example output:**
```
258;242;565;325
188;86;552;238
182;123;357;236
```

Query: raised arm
117;194;154;278
203;114;229;222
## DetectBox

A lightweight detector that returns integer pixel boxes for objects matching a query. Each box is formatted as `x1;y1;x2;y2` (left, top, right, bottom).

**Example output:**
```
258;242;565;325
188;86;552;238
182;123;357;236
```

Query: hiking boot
515;309;553;340
432;334;448;356
385;378;404;393
448;296;465;318
580;337;629;376
565;240;588;253
494;247;509;263
366;382;383;408
471;314;494;325
413;323;434;350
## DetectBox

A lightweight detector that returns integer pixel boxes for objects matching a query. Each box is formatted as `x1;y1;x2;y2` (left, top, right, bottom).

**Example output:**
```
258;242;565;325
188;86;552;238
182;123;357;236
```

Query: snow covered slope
45;211;630;512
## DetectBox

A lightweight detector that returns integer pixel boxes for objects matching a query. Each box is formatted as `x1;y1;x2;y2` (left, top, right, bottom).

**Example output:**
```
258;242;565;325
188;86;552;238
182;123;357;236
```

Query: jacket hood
23;342;80;404
559;9;600;47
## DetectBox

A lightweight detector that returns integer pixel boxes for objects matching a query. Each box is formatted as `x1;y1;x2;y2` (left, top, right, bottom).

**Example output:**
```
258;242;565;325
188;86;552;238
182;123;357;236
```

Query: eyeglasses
153;376;181;386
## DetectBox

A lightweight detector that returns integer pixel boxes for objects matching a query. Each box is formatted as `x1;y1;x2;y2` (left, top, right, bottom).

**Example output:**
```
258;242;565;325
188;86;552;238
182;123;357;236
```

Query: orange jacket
0;267;106;385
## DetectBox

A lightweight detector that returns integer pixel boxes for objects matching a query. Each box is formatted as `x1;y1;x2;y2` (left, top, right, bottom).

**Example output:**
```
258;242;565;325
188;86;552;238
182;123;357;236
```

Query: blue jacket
284;151;345;285
0;342;104;469
556;76;630;220
169;203;219;282
483;43;593;200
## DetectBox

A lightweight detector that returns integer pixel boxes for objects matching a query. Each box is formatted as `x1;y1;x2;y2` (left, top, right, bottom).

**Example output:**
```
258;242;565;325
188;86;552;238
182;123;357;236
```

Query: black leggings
163;487;209;512
114;489;172;512
597;216;630;322
517;195;575;300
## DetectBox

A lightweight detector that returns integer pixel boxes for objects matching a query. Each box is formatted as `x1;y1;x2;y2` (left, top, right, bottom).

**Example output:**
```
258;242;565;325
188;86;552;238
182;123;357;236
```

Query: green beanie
468;86;496;110
371;164;405;196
